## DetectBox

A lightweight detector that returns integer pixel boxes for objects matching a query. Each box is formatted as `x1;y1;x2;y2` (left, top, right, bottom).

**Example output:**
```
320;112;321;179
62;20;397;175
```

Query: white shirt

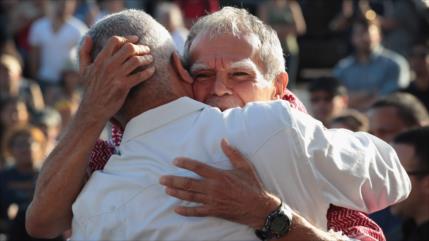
71;97;410;240
29;16;87;83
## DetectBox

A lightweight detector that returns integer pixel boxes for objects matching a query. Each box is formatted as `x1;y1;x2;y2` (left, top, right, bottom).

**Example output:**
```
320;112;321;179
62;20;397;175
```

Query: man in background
391;127;429;241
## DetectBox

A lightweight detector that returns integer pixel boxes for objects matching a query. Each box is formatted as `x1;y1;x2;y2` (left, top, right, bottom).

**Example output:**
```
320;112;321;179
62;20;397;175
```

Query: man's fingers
125;66;155;88
173;157;220;178
121;55;153;76
95;35;138;63
164;187;208;204
113;43;151;66
174;206;210;217
159;175;206;193
221;138;254;170
79;36;93;72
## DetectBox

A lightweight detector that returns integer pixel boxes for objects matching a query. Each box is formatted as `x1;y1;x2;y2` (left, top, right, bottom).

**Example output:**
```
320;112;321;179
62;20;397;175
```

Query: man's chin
206;98;242;111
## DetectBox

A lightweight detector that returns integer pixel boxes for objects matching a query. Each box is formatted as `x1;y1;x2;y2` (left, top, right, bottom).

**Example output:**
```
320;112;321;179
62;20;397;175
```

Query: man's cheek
193;84;208;101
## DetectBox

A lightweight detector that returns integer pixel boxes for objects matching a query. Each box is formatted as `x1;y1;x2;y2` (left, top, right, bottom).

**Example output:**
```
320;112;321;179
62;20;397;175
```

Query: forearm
280;213;346;241
26;110;107;238
29;46;40;80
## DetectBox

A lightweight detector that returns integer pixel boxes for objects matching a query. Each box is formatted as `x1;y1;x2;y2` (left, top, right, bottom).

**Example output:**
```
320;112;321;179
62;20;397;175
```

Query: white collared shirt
71;97;410;241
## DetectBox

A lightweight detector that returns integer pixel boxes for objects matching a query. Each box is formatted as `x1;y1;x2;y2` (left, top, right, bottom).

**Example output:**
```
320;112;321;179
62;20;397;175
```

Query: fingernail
221;138;230;146
173;158;180;165
159;176;166;184
145;55;153;63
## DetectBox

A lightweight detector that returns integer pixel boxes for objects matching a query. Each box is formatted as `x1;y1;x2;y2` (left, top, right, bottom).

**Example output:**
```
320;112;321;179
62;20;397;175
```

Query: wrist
255;200;293;241
249;192;282;230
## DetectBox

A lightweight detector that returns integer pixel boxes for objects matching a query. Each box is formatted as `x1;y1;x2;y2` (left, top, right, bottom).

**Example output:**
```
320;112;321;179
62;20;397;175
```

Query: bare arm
28;45;40;80
26;35;154;238
160;139;346;241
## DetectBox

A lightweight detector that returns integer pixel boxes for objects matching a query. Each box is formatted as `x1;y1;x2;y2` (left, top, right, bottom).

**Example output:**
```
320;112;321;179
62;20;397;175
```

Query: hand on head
77;35;155;124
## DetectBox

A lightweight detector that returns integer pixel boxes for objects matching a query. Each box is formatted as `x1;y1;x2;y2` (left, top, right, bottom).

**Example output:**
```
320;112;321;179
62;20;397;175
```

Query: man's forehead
188;31;263;71
190;59;258;72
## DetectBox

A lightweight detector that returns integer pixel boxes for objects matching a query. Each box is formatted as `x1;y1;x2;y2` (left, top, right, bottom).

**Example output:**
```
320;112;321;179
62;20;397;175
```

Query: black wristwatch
255;201;293;241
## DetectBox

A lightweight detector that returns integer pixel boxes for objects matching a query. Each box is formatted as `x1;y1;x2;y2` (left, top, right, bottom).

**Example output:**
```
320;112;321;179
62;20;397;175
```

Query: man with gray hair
27;8;409;241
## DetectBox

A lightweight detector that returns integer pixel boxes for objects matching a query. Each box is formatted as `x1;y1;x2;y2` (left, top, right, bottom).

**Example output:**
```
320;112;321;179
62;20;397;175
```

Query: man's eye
195;73;210;78
233;72;249;77
194;73;213;83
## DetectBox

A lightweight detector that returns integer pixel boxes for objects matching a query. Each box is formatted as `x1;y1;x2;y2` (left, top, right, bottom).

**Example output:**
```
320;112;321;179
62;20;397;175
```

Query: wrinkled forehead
188;31;264;71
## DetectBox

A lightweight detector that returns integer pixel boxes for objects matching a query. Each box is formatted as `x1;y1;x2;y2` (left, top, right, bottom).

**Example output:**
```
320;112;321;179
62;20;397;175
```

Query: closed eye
232;72;249;77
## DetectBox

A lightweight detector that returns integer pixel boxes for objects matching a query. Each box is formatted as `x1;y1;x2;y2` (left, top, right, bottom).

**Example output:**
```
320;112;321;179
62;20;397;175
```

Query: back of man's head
370;92;429;128
183;6;284;82
308;76;347;97
83;9;176;99
394;126;429;176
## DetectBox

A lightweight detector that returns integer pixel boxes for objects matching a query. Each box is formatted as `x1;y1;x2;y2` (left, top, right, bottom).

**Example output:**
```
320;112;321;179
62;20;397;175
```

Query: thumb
79;36;93;73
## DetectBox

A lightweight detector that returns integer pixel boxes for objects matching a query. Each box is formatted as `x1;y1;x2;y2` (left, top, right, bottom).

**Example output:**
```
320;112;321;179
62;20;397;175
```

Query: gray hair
83;9;176;90
183;7;285;81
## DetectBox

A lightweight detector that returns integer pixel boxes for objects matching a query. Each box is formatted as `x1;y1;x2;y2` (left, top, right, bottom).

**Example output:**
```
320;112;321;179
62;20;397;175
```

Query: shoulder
334;56;355;72
378;48;407;66
218;100;295;154
228;100;294;135
243;100;293;126
30;17;49;31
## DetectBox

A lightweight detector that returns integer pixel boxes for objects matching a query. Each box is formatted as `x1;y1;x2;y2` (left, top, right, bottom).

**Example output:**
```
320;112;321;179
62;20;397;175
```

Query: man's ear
171;52;193;84
273;72;289;99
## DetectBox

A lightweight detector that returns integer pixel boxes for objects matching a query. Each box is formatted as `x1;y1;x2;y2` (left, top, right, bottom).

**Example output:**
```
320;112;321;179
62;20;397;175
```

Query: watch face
271;213;290;235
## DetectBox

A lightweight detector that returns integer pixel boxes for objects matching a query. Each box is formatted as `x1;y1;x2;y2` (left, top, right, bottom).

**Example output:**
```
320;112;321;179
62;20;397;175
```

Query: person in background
378;0;421;57
258;0;306;88
391;126;429;241
0;54;45;113
329;109;369;132
94;0;126;23
0;97;31;168
333;16;410;110
155;2;189;56
402;44;429;112
9;0;49;78
367;92;429;239
28;0;87;105
174;0;220;28
32;108;62;155
307;76;349;127
53;60;82;129
0;126;58;240
367;92;429;143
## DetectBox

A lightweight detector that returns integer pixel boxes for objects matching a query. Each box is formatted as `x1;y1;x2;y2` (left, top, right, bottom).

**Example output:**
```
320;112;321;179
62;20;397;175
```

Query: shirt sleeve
379;61;401;95
327;205;386;241
291;108;411;213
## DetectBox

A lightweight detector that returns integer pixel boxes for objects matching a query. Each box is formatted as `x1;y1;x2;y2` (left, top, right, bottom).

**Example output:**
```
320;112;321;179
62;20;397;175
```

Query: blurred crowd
0;0;428;240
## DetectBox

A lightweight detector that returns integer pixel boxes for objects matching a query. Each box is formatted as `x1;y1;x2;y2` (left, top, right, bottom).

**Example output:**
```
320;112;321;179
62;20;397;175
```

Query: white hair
183;7;285;81
82;9;176;90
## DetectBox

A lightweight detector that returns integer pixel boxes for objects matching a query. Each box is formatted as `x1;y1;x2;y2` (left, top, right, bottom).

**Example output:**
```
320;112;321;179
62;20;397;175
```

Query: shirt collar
121;97;207;144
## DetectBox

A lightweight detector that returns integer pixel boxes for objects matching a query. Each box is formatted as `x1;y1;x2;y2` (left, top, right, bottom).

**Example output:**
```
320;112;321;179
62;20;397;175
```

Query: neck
16;162;34;173
54;14;69;23
355;51;371;63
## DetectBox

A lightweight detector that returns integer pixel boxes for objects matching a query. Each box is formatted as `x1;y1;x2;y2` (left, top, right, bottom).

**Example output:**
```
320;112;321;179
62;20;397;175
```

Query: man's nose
212;76;232;96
